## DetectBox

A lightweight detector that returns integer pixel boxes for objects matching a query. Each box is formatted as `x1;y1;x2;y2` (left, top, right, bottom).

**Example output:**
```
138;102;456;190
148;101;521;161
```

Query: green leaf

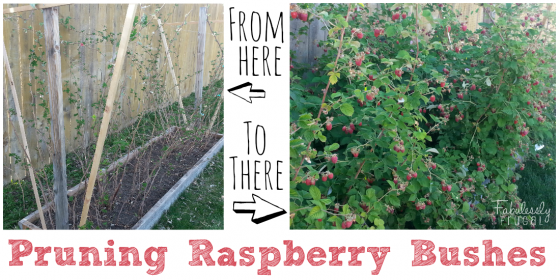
308;206;325;219
303;130;314;142
385;25;396;37
329;74;338;84
462;202;469;213
396;50;410;59
309;186;321;200
422;9;432;17
325;143;340;152
366;188;376;200
496;176;503;186
498;118;506;128
388;195;400;206
317;131;327;142
354;89;364;101
413;131;427;140
483;140;497;155
340;103;354;116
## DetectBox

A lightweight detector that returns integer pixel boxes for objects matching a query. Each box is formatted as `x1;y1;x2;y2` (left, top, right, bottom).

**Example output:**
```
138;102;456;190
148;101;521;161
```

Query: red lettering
367;247;390;275
411;240;436;266
482;240;505;266
189;240;215;266
217;247;236;266
530;247;545;266
507;247;527;266
9;239;32;266
144;247;167;275
284;240;304;266
328;247;346;266
54;247;76;266
307;247;326;266
79;247;101;266
258;247;280;275
439;247;461;266
463;247;479;266
240;247;255;266
119;247;142;266
348;247;365;266
35;247;51;266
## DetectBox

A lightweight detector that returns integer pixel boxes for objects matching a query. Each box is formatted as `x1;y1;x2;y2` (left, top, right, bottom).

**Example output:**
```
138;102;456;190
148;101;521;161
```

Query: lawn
516;136;556;230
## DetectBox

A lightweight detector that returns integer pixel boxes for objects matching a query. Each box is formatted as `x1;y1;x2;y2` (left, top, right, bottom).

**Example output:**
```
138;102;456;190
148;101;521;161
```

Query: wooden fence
3;4;224;184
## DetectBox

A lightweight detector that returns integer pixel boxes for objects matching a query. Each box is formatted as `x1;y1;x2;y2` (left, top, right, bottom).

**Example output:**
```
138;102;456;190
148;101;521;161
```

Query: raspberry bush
289;3;556;229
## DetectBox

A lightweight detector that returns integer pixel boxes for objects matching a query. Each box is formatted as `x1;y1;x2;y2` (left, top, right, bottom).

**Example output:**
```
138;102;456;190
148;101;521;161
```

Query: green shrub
289;3;556;229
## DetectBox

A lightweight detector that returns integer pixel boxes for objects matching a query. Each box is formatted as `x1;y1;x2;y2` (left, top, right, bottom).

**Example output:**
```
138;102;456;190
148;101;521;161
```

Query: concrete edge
132;135;224;230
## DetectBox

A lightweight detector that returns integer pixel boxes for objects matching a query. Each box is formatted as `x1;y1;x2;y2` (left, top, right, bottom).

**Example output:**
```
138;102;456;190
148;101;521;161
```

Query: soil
35;130;220;229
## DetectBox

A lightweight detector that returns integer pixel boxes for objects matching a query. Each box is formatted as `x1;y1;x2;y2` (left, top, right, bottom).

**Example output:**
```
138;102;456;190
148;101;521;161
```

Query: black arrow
233;194;286;224
227;82;266;103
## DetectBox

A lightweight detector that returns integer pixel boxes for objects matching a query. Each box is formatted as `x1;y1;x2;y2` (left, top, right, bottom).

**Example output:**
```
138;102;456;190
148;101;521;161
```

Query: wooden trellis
3;3;223;229
3;4;224;185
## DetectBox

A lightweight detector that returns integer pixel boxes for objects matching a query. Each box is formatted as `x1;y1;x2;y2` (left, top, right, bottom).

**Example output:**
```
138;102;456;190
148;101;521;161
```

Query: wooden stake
43;7;69;229
205;92;223;137
156;19;188;125
3;4;69;14
3;43;47;230
194;7;208;110
79;4;138;227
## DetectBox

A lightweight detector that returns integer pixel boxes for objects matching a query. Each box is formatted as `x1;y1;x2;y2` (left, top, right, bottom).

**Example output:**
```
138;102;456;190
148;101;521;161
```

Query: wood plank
3;42;47;230
30;6;50;168
79;4;138;227
164;19;223;25
157;19;188;124
3;4;69;14
43;7;69;229
194;6;208;110
4;4;25;183
17;8;38;171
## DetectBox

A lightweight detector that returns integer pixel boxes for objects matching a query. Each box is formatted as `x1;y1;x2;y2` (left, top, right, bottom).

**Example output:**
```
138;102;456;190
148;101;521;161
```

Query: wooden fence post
79;4;137;227
156;19;188;125
194;6;208;110
43;7;68;229
3;43;47;230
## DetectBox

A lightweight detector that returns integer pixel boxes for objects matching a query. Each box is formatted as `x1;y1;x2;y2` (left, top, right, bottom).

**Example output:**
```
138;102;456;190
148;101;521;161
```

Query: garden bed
19;127;223;230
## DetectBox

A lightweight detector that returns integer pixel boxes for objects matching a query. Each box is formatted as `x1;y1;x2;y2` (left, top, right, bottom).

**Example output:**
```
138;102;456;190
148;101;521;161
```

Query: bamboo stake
3;42;47;230
79;4;138;227
194;7;208;110
156;18;188;125
205;92;224;137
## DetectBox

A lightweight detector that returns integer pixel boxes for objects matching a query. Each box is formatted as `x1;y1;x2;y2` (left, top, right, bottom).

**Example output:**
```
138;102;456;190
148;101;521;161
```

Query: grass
515;136;556;230
153;149;224;230
3;81;224;229
3;180;37;229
